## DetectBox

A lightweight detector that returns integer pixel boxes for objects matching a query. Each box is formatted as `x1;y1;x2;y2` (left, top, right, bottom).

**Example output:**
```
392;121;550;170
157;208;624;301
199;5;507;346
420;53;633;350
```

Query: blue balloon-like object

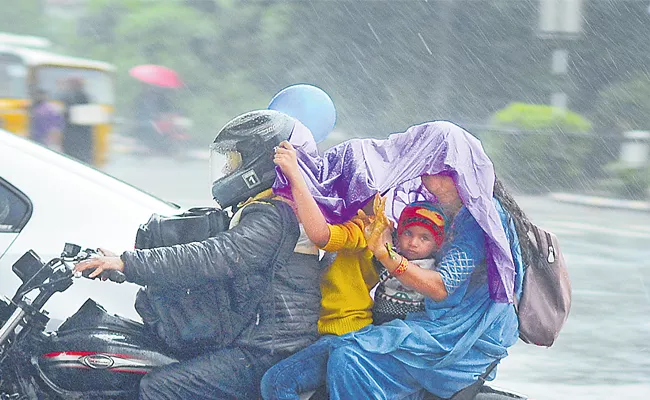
268;84;336;143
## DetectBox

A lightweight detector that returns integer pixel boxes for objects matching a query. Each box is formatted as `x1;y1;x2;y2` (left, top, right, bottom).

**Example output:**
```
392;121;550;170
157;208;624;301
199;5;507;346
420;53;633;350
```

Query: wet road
104;154;650;400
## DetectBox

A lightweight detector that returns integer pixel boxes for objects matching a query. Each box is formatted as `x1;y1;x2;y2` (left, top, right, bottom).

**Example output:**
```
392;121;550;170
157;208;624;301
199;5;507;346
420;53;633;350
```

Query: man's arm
77;202;287;287
125;202;286;286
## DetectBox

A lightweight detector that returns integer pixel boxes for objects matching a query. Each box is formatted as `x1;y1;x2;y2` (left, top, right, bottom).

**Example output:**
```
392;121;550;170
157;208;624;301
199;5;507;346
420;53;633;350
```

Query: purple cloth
30;102;63;144
272;120;515;303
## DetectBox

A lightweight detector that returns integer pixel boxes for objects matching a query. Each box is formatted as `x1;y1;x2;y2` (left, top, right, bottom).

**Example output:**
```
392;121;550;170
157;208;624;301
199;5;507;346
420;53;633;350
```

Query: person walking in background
29;88;63;150
133;84;174;153
60;77;94;164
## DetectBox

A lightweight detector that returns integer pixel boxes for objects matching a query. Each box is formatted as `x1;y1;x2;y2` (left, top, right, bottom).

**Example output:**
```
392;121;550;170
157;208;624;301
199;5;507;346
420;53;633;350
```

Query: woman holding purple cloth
268;120;530;399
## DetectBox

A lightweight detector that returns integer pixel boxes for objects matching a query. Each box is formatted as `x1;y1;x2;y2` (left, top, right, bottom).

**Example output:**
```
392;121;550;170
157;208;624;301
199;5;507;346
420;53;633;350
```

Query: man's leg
139;346;279;400
261;335;336;400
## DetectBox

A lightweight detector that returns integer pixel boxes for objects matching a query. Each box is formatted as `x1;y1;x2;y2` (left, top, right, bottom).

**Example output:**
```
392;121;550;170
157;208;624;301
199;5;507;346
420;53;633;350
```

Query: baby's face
397;225;440;260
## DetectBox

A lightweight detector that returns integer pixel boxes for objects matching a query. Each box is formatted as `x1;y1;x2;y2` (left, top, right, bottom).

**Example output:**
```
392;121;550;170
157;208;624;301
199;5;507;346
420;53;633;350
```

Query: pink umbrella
129;65;183;88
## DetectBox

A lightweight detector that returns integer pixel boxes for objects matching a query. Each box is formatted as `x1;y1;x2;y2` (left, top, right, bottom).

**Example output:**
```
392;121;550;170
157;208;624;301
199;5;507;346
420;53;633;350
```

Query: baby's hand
273;141;301;182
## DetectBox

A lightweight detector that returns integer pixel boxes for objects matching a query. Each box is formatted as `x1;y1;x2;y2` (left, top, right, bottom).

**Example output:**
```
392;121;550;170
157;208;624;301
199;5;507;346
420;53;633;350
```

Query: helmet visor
210;144;243;183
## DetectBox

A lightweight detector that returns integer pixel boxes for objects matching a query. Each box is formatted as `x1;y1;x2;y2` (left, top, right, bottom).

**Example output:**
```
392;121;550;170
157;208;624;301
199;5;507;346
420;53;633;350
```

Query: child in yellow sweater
260;141;446;400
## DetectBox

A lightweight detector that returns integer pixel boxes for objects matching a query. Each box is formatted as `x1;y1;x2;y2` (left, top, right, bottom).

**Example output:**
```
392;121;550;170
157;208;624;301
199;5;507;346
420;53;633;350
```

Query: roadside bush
600;163;650;200
482;102;592;193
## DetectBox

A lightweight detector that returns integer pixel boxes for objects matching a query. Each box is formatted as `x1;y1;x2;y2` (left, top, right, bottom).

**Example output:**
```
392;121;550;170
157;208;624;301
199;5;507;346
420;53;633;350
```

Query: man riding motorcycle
75;110;323;399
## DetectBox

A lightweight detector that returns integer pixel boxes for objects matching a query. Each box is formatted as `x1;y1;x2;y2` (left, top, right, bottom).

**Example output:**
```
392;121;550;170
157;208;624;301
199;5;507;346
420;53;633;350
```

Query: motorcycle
0;244;528;400
0;243;176;399
148;113;192;157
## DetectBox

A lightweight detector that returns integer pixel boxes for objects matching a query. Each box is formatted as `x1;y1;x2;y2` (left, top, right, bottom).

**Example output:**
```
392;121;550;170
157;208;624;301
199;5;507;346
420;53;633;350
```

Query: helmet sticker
242;170;261;189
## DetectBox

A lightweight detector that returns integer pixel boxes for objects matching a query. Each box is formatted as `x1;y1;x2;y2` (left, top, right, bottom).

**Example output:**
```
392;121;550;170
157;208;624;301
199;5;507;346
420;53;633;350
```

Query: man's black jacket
122;199;322;355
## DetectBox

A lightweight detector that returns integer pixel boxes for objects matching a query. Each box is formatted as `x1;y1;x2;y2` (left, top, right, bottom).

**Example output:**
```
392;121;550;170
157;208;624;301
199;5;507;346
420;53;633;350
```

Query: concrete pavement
550;192;650;212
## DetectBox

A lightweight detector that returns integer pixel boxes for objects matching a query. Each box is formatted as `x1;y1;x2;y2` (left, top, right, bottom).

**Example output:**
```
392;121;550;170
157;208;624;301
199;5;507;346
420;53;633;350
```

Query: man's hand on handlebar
73;249;124;280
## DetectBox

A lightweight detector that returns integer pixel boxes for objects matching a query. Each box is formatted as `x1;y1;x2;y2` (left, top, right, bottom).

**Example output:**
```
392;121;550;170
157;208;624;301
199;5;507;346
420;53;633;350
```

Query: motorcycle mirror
12;250;45;283
62;243;81;258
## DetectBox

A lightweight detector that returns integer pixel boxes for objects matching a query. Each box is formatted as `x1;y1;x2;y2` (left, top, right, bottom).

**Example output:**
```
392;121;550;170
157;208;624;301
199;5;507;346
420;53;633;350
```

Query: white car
0;130;179;325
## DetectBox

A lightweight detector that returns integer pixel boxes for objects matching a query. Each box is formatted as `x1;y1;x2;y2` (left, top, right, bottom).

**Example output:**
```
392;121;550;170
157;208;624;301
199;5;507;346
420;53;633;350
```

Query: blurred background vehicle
0;32;115;166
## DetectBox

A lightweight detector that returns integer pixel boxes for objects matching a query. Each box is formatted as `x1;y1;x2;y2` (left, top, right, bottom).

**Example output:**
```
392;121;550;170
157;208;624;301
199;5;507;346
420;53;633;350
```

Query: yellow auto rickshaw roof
0;44;115;72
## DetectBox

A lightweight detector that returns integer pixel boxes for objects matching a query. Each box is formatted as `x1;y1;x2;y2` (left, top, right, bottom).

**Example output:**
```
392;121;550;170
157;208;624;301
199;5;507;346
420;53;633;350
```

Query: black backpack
133;207;232;356
132;202;298;356
134;207;230;249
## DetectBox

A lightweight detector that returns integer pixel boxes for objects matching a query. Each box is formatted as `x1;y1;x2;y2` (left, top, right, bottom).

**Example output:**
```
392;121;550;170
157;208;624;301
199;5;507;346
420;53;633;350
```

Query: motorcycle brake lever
80;268;126;284
103;270;126;284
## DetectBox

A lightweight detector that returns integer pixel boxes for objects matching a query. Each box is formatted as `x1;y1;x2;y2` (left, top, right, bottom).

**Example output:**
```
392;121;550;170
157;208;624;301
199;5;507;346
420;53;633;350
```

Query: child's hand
364;193;393;259
273;141;301;182
356;209;373;227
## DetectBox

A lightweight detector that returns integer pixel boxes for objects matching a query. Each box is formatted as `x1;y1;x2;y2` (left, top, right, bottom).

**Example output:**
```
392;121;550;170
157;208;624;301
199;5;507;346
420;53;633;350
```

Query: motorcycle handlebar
62;244;126;284
80;268;126;284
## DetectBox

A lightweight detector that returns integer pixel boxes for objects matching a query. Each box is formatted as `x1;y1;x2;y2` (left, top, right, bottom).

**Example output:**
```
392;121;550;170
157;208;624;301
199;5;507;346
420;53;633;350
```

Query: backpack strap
445;359;500;400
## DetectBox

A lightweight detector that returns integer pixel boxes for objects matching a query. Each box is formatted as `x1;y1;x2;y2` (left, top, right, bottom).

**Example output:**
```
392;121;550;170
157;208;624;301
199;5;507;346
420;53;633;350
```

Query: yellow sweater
318;218;379;336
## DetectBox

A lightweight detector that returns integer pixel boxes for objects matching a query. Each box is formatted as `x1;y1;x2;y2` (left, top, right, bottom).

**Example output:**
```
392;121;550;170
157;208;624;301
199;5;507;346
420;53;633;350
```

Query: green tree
574;0;650;129
254;1;551;137
594;73;650;132
0;0;46;36
38;0;643;149
483;103;592;193
60;0;295;142
448;0;550;122
593;74;650;199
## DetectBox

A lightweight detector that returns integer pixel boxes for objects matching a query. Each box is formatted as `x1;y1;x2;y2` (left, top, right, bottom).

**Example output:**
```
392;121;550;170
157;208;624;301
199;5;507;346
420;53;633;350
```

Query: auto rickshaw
0;38;114;166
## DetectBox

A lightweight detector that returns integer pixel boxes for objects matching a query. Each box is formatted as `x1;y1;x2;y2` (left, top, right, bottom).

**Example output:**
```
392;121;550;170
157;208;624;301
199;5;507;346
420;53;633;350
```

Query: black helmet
210;109;295;209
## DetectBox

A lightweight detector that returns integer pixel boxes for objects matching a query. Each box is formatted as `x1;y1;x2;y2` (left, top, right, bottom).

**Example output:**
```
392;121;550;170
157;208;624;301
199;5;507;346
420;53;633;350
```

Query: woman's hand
273;141;301;183
364;193;393;260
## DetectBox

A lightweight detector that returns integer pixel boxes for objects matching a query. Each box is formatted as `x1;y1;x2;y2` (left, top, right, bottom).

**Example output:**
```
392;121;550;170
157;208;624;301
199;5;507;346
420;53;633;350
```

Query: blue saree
327;201;524;399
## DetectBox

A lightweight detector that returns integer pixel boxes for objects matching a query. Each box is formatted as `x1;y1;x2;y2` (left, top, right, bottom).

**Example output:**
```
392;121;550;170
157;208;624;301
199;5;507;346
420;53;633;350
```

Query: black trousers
139;346;286;400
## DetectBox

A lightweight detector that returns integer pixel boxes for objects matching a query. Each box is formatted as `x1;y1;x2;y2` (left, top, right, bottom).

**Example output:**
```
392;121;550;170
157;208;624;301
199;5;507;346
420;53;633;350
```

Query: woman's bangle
392;255;409;276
